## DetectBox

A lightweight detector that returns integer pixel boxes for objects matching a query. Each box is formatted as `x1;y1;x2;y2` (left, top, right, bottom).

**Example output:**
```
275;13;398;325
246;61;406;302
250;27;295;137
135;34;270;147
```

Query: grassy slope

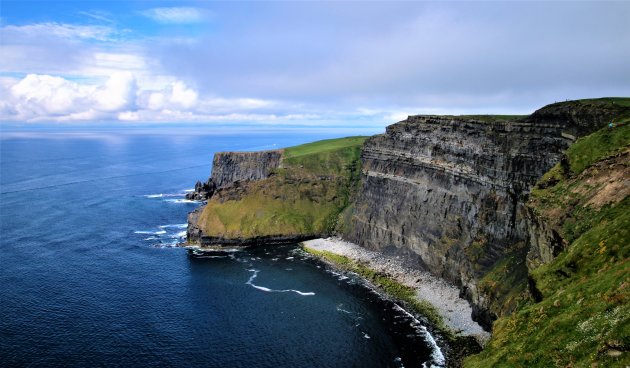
196;136;367;238
465;124;630;367
566;118;630;174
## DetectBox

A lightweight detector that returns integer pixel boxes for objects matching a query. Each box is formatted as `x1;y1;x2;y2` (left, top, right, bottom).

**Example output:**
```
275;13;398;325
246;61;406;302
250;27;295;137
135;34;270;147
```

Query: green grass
283;136;368;159
565;122;630;174
282;136;367;176
196;136;366;238
303;246;452;340
572;97;630;109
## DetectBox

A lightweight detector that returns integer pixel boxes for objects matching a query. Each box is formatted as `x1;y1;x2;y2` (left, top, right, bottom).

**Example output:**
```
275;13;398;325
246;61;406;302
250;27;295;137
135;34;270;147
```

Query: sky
1;0;629;127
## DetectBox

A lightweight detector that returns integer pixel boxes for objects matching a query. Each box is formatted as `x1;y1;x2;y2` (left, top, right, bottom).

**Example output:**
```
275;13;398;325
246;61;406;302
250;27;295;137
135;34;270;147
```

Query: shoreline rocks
301;237;490;344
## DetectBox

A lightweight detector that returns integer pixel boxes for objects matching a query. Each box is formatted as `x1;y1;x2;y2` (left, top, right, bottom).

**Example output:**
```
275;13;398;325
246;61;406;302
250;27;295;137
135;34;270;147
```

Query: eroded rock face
187;150;282;200
186;149;283;242
344;113;603;328
211;150;282;188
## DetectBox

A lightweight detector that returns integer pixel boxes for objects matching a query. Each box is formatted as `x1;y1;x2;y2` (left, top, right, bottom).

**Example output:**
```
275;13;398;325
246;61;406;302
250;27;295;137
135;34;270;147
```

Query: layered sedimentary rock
187;150;282;201
211;150;282;188
344;110;607;328
186;149;284;244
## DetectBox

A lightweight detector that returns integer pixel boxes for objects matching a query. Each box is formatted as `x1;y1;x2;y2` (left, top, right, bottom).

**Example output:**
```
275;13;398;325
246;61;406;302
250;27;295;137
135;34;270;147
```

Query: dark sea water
0;128;443;367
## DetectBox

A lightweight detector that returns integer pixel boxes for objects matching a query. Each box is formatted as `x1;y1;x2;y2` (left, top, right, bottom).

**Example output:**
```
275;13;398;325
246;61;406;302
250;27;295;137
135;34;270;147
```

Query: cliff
466;117;629;367
211;150;283;188
184;98;629;366
344;115;567;327
186;136;366;246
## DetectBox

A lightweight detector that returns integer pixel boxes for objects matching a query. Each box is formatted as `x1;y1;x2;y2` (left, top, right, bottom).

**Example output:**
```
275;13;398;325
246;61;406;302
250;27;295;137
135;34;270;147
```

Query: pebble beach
302;237;491;343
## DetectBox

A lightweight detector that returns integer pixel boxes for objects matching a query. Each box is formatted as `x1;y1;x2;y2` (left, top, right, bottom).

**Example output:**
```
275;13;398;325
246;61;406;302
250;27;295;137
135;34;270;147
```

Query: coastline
301;237;490;344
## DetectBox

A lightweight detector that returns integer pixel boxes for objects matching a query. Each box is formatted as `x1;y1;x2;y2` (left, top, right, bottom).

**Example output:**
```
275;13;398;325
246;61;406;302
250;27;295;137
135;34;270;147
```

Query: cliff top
407;114;527;123
283;136;368;159
394;98;630;140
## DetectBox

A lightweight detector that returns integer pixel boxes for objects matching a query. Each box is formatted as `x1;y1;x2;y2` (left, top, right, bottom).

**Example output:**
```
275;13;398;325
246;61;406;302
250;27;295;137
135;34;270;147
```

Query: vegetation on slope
566;118;630;174
465;125;630;367
196;136;367;238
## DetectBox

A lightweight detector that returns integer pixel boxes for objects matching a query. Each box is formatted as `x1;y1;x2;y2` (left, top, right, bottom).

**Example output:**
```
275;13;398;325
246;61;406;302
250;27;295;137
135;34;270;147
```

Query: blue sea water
0;128;441;367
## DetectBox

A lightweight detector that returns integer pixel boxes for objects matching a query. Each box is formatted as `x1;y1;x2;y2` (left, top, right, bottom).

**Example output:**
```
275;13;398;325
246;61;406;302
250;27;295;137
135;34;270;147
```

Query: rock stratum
185;98;630;367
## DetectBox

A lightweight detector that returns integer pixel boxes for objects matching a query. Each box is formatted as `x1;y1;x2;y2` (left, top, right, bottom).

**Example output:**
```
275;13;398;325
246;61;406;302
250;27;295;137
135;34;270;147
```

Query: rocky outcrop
520;205;567;271
211;150;282;188
186;150;282;201
344;105;613;329
186;149;284;242
186;179;216;200
527;99;619;137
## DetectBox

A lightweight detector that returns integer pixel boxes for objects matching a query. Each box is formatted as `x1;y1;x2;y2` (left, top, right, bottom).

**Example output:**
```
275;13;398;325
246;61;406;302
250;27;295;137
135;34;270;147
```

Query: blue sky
1;1;629;127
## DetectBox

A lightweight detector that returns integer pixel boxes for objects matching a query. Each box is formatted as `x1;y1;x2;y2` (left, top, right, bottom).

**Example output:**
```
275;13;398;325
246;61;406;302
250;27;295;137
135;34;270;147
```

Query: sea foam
246;269;315;296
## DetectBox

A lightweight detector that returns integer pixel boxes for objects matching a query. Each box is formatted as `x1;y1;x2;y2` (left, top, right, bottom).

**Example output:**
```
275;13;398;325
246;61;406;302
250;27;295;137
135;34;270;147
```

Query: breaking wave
246;269;315;296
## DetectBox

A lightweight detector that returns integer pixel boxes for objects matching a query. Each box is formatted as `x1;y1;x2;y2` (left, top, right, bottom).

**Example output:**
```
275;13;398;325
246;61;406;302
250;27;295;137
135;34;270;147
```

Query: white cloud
11;74;93;117
92;72;137;112
141;7;204;24
136;81;197;110
5;73;137;121
170;81;198;108
197;97;273;113
0;73;286;123
2;22;116;41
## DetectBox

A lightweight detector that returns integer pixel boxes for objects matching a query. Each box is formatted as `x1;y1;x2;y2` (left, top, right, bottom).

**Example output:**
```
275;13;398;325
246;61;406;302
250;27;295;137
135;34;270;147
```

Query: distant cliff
212;150;283;188
186;137;366;246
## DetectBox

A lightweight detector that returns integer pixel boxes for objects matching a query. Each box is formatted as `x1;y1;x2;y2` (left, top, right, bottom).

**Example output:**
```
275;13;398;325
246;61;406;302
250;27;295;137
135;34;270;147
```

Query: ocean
0;127;442;367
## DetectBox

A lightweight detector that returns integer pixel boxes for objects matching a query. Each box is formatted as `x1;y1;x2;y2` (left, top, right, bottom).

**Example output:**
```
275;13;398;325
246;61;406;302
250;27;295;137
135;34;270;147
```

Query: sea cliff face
344;101;622;328
211;150;282;188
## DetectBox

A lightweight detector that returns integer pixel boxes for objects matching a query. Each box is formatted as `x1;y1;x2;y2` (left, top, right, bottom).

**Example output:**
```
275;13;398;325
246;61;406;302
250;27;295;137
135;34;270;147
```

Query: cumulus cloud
92;72;137;111
137;80;198;110
8;73;137;120
0;73;289;123
141;7;204;24
11;74;92;117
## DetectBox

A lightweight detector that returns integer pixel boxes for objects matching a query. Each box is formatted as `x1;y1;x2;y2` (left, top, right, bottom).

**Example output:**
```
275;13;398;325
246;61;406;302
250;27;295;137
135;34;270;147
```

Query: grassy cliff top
555;97;630;109
283;136;368;159
281;136;367;176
